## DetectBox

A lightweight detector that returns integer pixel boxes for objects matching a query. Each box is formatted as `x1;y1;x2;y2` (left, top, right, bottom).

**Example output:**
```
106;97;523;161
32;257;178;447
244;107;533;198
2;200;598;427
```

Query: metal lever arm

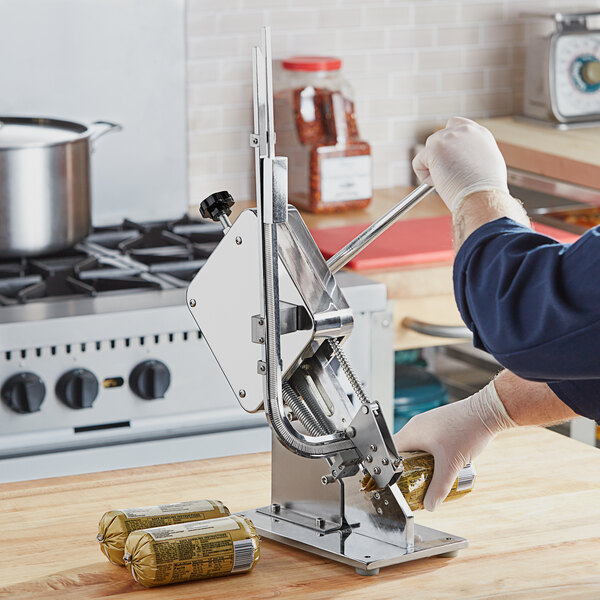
327;183;435;274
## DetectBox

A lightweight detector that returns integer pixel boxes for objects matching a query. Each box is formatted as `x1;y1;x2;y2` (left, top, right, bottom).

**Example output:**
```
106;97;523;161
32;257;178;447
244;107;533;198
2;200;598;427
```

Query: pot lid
0;117;87;149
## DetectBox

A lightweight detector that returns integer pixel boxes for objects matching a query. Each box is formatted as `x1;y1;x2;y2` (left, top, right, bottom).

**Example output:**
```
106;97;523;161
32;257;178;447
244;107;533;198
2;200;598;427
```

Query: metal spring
282;382;325;437
328;338;369;404
293;375;335;434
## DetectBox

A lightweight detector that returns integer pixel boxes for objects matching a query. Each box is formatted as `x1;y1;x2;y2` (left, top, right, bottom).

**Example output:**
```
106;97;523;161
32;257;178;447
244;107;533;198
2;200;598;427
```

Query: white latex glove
393;380;516;511
412;116;510;212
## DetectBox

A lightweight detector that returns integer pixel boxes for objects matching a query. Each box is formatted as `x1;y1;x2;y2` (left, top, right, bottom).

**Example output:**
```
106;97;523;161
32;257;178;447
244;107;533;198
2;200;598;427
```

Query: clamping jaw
187;27;466;574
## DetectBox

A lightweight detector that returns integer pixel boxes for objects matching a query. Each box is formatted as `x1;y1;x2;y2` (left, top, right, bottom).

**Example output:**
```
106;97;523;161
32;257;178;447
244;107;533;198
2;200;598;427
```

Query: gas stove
0;215;393;483
0;216;221;306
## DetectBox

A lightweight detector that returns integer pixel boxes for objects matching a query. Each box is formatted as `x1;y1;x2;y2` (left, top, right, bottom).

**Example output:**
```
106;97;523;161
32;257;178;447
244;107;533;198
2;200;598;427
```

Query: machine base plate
240;506;468;574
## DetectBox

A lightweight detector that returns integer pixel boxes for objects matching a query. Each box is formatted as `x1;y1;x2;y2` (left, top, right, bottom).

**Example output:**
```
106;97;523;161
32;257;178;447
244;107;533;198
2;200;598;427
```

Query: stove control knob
56;368;99;409
1;372;46;414
199;190;235;222
129;360;171;400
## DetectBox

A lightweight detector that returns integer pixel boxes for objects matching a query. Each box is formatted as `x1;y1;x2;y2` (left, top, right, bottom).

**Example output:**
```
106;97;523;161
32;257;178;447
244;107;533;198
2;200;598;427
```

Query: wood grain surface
1;428;600;599
478;117;600;191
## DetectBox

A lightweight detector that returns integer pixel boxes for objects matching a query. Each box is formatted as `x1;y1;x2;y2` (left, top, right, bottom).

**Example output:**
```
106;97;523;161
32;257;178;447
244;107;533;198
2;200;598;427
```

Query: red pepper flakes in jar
274;56;372;213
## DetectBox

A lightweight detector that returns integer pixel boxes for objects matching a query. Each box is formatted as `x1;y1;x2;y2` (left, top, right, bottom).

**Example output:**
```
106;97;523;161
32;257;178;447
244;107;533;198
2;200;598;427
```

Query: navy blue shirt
453;218;600;420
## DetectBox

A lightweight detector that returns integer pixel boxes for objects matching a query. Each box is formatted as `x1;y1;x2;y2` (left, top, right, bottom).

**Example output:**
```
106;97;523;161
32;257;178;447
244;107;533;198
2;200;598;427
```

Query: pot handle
88;120;123;149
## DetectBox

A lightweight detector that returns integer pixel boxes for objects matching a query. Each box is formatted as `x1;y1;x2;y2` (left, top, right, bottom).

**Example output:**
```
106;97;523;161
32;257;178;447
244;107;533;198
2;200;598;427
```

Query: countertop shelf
1;427;600;599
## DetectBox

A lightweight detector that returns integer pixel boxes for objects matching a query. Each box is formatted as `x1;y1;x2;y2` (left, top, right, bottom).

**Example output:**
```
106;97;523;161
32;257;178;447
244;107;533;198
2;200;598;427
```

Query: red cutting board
310;215;580;271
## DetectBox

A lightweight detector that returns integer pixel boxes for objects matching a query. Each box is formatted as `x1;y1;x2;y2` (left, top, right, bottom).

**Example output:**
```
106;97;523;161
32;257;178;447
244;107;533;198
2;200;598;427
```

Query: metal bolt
189;298;196;307
259;364;266;373
235;236;243;245
321;475;335;486
271;503;280;514
238;389;246;398
345;426;356;438
369;444;377;452
373;492;380;500
382;319;391;328
376;507;383;515
258;319;264;326
392;459;400;469
382;457;389;466
365;455;373;463
373;467;381;475
315;517;325;528
384;499;389;506
331;470;337;477
362;405;369;414
258;337;264;344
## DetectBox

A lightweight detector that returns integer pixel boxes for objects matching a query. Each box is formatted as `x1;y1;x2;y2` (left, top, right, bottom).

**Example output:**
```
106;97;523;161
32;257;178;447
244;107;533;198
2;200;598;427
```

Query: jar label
320;155;372;203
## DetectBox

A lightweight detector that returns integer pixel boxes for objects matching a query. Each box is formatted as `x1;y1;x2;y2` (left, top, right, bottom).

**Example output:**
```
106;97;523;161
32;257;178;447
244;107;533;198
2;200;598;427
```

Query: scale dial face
554;32;600;118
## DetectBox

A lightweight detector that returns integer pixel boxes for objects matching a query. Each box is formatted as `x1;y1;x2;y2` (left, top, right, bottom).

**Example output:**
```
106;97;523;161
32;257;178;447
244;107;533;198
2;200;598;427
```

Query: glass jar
274;56;372;213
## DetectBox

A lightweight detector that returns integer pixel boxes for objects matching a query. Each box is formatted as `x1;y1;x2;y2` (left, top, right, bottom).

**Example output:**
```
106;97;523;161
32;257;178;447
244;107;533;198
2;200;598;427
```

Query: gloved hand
393;380;516;511
412;117;510;212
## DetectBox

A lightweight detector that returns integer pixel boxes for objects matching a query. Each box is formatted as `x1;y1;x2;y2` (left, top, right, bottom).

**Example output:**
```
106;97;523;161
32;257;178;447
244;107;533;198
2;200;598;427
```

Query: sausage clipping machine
187;28;465;575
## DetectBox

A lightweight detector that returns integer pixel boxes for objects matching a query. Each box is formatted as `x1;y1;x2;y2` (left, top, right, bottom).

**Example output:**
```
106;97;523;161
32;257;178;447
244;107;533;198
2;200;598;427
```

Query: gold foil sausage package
362;451;476;510
97;500;230;565
123;515;260;587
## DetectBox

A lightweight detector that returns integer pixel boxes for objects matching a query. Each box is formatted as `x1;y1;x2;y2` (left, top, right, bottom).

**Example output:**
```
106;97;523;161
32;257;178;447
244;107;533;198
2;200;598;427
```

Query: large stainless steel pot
0;117;121;257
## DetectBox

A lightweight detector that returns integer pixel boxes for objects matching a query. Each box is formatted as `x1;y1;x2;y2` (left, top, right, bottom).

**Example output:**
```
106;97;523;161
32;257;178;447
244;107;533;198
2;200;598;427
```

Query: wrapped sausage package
362;451;476;510
97;500;229;566
123;515;260;587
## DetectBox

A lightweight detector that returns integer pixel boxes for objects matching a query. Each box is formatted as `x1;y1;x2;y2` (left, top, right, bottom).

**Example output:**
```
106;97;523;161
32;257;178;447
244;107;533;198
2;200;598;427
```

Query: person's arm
414;117;600;381
393;369;576;512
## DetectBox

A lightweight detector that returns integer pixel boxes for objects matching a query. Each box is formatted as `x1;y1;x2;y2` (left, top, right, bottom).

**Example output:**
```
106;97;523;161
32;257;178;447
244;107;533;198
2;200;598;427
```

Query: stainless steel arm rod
326;183;435;274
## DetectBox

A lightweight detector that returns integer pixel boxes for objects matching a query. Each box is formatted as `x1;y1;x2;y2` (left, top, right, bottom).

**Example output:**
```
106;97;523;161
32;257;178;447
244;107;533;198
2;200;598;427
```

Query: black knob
1;372;46;414
129;360;171;400
56;368;99;409
199;190;235;222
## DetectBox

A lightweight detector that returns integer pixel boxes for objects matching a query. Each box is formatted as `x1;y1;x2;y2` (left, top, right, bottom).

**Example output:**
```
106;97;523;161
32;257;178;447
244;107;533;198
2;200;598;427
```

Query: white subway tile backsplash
461;3;504;22
217;11;265;34
462;46;510;68
418;49;462;70
186;0;567;198
340;29;387;51
316;8;362;29
363;5;412;27
441;70;485;91
418;94;462;117
413;3;459;26
368;97;415;119
388;28;434;49
437;26;479;46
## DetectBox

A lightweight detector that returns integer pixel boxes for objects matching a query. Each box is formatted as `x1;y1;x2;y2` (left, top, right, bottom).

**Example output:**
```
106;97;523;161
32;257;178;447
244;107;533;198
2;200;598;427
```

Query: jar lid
281;56;342;72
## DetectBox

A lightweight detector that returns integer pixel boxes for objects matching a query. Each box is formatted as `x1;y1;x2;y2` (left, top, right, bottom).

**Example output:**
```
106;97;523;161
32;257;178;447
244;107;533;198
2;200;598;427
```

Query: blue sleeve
548;380;600;421
453;217;600;381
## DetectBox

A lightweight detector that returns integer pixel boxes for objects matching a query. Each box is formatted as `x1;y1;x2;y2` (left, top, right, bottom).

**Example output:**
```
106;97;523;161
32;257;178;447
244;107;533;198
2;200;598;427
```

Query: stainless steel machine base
240;507;468;575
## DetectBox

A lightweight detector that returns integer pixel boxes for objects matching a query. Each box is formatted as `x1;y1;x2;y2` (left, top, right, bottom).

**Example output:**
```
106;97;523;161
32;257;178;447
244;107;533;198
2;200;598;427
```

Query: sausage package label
146;517;240;541
121;500;221;519
124;515;260;587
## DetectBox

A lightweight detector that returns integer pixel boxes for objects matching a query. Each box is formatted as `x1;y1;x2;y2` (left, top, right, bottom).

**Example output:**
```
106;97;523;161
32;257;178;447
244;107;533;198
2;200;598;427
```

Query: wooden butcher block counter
1;427;600;599
479;116;600;191
233;187;464;351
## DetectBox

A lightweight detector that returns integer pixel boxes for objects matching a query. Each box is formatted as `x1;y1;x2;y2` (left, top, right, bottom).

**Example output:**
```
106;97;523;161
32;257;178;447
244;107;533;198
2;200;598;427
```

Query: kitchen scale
522;10;600;128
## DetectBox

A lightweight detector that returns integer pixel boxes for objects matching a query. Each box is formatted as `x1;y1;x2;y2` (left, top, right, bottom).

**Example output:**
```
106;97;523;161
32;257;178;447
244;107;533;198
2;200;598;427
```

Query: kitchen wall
187;0;600;204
